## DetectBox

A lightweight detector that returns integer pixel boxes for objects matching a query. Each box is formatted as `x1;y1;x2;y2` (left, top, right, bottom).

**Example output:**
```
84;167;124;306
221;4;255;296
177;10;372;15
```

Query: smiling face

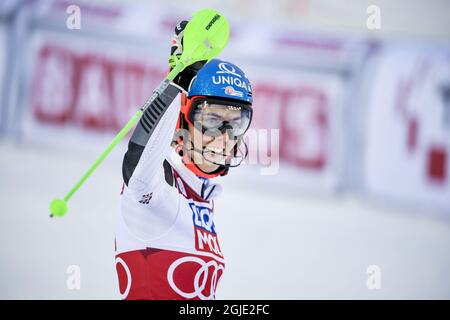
188;102;246;173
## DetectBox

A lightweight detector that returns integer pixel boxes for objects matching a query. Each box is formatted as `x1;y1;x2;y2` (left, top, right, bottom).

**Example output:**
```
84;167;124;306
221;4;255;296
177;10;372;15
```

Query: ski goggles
188;98;253;138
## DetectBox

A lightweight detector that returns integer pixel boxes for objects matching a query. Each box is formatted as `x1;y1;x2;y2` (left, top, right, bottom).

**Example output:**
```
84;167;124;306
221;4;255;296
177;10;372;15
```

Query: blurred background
0;0;449;299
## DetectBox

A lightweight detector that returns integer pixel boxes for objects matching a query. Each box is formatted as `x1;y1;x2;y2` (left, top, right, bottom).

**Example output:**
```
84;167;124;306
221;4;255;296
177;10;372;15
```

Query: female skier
115;21;253;300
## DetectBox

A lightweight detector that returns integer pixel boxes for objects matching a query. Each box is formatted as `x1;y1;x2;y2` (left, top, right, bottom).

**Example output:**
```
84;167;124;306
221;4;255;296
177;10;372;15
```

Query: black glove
169;20;206;92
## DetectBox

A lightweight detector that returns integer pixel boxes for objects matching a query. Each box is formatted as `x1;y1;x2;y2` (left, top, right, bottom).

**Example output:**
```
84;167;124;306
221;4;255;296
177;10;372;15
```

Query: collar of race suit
167;148;223;201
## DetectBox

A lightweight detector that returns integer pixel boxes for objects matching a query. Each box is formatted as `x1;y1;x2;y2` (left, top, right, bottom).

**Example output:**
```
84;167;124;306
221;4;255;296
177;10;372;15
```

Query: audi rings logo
167;256;224;300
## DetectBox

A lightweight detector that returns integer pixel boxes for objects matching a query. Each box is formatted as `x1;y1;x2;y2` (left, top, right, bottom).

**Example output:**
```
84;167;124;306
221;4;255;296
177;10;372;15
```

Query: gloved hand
169;20;206;92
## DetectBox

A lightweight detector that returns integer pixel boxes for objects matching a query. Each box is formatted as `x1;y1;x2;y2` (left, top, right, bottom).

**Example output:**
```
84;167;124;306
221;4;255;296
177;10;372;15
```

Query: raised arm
122;83;181;190
122;20;206;195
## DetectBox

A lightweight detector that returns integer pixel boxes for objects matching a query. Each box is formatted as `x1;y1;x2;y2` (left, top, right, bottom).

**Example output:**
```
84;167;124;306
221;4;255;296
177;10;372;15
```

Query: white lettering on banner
281;88;328;169
246;75;347;192
249;84;329;171
28;42;344;191
74;59;111;128
31;44;165;130
32;48;74;121
111;63;148;128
